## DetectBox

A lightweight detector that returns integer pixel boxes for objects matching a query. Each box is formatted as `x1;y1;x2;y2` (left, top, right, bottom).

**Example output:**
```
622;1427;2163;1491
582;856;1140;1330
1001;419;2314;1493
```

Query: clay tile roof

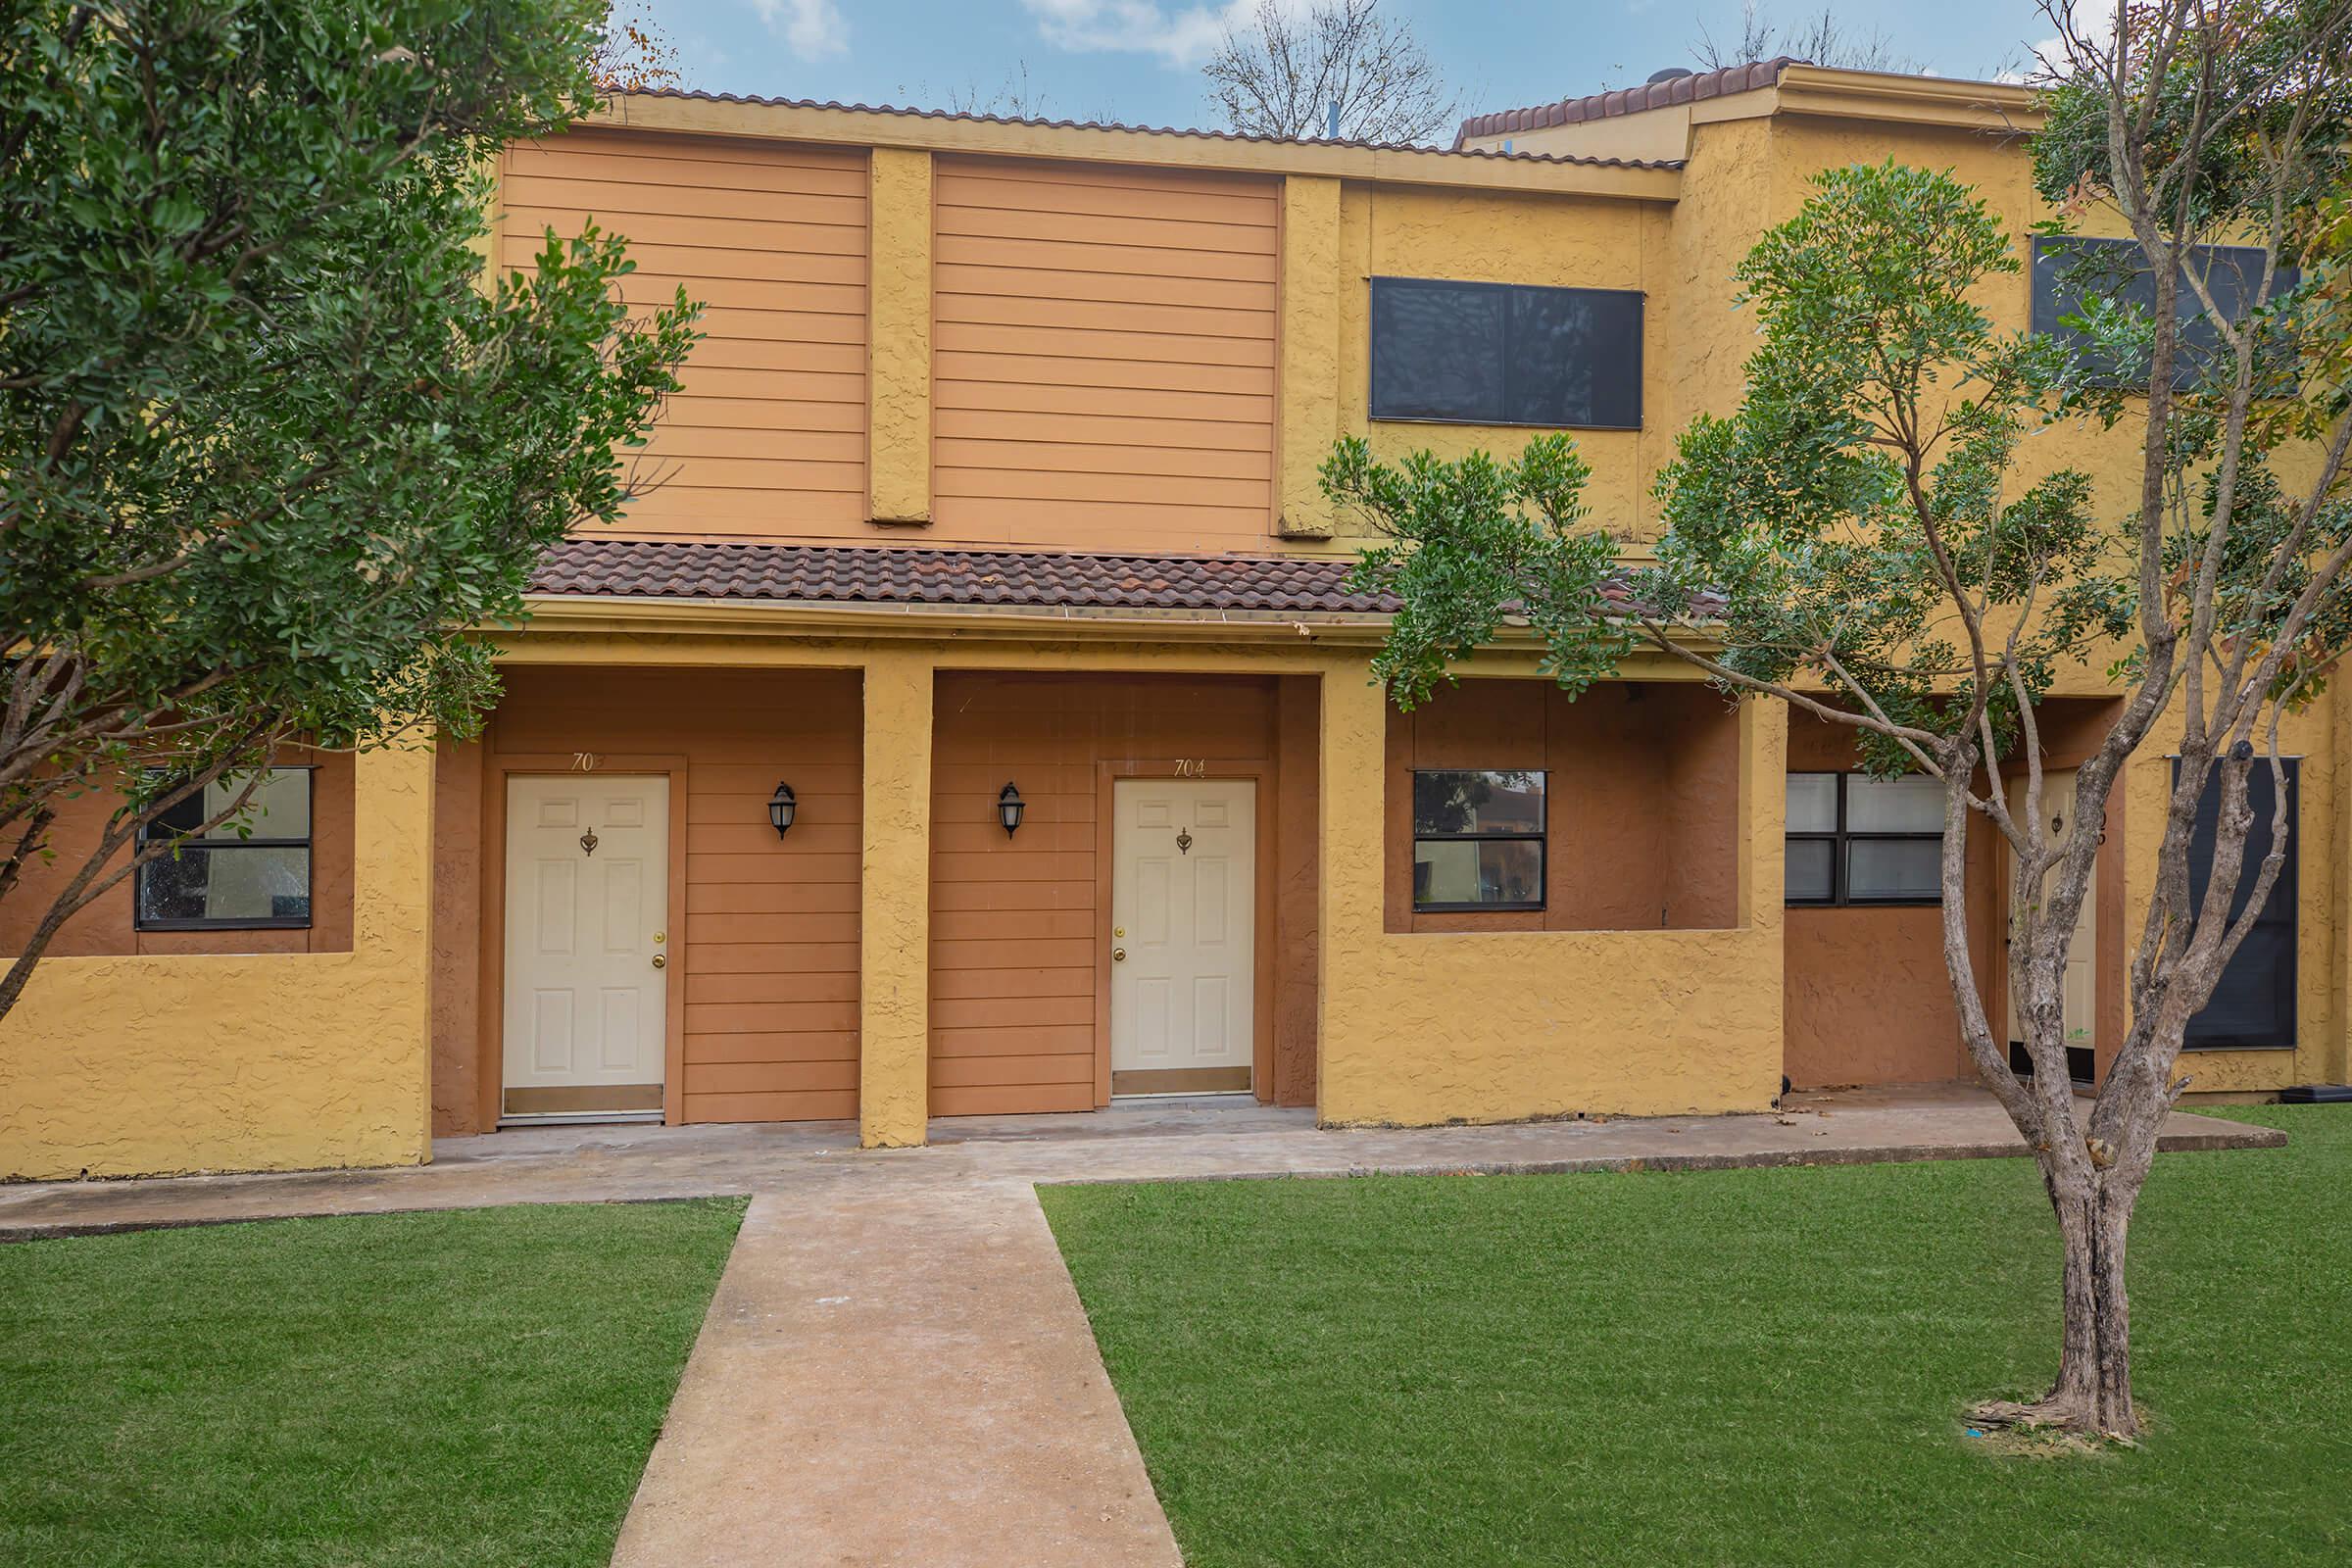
1452;57;1805;150
612;89;1683;172
529;539;1398;614
528;538;1729;624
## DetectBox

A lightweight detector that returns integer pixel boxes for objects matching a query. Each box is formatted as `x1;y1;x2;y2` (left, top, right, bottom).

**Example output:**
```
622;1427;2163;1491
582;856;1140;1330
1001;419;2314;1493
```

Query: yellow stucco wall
1318;661;1788;1124
1327;181;1675;546
0;745;436;1180
866;146;933;526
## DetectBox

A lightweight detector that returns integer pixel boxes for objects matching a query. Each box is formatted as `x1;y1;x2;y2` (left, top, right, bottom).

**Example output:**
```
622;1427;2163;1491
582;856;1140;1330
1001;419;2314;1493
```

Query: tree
1691;2;1919;74
1203;0;1454;146
593;0;684;92
1329;0;2352;1439
0;0;701;1020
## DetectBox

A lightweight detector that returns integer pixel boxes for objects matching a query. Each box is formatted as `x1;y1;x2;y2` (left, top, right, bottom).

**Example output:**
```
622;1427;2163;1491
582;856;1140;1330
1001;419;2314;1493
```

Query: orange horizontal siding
926;671;1283;1115
492;665;863;1124
502;128;867;540
929;156;1277;550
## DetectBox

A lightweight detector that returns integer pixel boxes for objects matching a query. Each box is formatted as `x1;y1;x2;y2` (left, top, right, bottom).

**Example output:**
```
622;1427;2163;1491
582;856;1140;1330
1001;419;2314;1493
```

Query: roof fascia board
586;95;1683;202
514;593;1725;653
1768;66;2044;131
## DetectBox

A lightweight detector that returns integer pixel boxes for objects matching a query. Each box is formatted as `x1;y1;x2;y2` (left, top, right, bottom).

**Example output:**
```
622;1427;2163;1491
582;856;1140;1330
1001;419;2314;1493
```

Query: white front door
503;774;669;1117
2006;767;2098;1069
1110;779;1255;1096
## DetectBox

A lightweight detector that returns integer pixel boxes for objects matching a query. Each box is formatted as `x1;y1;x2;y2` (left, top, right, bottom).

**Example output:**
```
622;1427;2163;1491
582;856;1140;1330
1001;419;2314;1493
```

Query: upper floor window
136;768;314;931
2031;235;2298;388
1412;768;1546;911
1369;277;1642;430
1786;771;1942;906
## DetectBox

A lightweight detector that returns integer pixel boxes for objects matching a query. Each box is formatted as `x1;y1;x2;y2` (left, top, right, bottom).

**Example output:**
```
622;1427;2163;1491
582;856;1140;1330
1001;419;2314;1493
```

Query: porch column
859;650;935;1148
1314;661;1388;1124
360;740;440;1165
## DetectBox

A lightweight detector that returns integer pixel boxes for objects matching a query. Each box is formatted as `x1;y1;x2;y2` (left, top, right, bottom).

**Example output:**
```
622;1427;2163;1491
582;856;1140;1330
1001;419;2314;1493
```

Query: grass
0;1198;745;1568
1043;1107;2352;1568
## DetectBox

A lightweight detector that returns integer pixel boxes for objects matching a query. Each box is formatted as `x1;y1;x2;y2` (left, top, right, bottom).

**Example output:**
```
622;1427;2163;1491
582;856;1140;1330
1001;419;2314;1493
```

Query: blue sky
638;0;2065;133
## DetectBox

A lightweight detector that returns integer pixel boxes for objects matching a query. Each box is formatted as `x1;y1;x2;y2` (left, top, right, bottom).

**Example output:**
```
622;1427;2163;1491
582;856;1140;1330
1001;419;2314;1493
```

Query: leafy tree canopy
0;0;700;1005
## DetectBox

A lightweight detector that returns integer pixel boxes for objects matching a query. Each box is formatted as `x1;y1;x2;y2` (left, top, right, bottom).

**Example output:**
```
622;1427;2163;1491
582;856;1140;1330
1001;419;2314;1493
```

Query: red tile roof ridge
1452;57;1806;149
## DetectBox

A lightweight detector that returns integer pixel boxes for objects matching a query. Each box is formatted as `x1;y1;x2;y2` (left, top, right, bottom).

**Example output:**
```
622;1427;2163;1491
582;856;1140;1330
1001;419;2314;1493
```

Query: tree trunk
1992;1161;2141;1439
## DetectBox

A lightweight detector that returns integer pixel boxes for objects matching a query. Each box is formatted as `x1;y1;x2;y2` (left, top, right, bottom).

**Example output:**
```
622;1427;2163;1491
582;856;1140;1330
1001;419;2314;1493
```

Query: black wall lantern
997;781;1025;838
767;781;797;839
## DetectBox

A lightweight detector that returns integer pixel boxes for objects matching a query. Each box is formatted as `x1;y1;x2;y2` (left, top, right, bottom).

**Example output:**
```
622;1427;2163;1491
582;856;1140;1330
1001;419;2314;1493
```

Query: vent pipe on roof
1326;98;1341;138
1646;67;1695;83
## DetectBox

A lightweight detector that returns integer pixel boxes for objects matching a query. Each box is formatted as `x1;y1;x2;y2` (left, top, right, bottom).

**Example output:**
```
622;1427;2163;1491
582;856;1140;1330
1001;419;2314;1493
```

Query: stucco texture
868;145;933;525
1331;183;1675;544
0;745;435;1180
1277;174;1342;539
1318;664;1786;1125
859;650;934;1146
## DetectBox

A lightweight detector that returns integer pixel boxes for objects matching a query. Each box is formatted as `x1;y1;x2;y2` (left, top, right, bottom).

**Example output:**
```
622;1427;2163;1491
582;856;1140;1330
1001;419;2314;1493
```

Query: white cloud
1020;0;1295;69
755;0;850;61
2024;0;2119;81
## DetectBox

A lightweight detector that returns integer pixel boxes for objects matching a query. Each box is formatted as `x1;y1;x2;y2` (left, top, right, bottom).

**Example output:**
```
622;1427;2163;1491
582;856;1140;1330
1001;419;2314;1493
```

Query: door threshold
1108;1090;1258;1104
498;1109;666;1129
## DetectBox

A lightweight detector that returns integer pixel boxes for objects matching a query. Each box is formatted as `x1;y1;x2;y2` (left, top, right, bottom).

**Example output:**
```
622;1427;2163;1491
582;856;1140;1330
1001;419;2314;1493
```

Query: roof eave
585;93;1685;201
512;591;1725;652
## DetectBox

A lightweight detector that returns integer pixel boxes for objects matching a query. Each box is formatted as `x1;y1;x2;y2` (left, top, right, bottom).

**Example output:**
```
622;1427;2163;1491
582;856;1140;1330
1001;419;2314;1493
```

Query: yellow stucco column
867;147;934;527
859;650;935;1147
1314;661;1387;1121
1276;174;1342;540
1736;698;1788;931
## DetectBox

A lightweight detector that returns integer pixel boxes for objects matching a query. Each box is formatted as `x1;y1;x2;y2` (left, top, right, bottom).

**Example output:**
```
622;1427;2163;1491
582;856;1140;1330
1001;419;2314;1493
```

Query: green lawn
0;1198;744;1568
1044;1107;2352;1568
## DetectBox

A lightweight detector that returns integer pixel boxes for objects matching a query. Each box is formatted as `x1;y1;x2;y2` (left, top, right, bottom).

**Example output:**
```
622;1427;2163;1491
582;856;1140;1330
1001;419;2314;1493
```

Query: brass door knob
1112;947;1127;962
651;954;667;970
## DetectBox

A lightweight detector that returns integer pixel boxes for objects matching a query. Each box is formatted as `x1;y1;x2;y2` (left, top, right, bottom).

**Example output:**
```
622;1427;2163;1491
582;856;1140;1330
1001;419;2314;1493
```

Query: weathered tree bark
1996;1150;2141;1435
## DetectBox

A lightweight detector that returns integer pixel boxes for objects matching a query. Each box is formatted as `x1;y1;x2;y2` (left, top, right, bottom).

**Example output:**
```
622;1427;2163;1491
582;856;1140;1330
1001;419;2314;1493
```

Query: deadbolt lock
1114;926;1125;938
654;931;665;944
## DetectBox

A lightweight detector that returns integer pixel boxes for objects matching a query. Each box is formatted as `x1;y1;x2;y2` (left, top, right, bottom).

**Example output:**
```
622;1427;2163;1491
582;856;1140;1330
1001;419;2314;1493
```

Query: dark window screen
2178;757;2298;1050
1370;277;1642;429
2032;236;2296;387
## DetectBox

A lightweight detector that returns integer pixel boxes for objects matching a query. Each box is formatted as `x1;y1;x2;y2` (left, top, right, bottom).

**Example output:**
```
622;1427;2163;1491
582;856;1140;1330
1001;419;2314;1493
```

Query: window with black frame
1369;277;1642;429
2031;235;2298;389
1785;772;1942;906
135;768;314;931
1412;769;1545;911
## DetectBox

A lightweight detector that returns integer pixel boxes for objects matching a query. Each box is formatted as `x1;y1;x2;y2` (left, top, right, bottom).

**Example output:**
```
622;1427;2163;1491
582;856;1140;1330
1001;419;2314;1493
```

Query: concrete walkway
0;1090;2285;1566
611;1186;1180;1568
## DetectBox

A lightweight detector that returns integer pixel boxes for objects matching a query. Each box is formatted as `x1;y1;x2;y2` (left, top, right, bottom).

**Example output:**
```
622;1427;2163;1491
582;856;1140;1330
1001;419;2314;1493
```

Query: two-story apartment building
6;61;2345;1180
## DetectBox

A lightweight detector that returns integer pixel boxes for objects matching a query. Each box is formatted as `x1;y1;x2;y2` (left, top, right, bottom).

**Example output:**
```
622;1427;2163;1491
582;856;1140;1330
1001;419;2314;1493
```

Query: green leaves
1325;433;1631;710
1651;162;2108;755
1336;160;2120;771
0;0;700;823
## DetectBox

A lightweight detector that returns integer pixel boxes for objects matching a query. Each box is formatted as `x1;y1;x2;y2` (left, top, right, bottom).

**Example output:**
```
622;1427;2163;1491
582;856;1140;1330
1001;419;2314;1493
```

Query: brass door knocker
580;828;600;857
1175;827;1193;856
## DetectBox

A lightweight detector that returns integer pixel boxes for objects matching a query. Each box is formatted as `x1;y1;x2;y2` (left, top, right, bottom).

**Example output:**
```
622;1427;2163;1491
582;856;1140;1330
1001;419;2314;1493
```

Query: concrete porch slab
0;1086;2283;1241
